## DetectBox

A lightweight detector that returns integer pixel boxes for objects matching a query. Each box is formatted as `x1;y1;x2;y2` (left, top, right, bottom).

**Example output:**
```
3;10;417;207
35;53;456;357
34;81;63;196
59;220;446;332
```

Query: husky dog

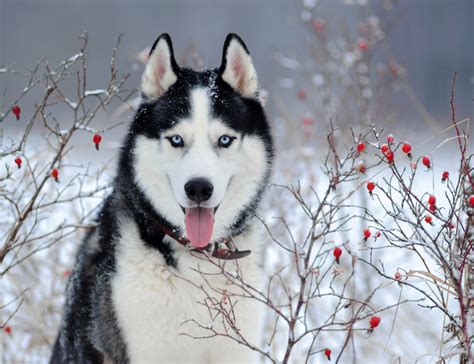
51;33;273;363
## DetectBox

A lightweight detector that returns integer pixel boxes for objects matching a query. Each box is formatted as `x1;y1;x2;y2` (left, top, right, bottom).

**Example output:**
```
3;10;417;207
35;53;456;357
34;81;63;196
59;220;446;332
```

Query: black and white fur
51;33;273;363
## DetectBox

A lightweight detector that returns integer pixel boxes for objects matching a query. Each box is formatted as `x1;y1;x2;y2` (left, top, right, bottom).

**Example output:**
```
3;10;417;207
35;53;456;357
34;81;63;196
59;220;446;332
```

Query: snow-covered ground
1;107;469;362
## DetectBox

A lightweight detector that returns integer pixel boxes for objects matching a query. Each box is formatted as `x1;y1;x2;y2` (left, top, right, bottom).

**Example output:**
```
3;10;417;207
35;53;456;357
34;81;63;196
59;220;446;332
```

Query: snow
84;89;109;97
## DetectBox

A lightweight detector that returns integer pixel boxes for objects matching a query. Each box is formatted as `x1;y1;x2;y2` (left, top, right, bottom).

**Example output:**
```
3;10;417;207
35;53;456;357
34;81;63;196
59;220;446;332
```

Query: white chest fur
111;221;264;364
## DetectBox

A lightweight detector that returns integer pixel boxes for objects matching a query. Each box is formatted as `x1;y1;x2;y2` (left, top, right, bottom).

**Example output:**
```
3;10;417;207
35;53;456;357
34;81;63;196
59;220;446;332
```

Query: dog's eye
218;135;235;148
167;135;184;148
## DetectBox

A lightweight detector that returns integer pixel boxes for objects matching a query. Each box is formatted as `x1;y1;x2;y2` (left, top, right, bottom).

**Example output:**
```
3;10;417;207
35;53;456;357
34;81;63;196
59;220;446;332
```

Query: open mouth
180;205;220;249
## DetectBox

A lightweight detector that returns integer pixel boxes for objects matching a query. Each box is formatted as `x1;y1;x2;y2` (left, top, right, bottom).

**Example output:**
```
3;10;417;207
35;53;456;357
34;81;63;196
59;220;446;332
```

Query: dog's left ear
141;33;179;100
219;33;259;99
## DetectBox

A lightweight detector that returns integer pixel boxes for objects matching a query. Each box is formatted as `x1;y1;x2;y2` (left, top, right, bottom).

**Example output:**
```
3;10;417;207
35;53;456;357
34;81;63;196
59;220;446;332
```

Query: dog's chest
111;226;262;363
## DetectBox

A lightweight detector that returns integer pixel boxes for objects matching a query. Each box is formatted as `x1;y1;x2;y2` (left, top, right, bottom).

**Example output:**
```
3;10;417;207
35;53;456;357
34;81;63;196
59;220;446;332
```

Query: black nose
185;178;213;203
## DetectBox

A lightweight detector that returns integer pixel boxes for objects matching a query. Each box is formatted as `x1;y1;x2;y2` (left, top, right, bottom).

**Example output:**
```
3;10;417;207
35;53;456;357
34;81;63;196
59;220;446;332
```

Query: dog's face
129;34;272;248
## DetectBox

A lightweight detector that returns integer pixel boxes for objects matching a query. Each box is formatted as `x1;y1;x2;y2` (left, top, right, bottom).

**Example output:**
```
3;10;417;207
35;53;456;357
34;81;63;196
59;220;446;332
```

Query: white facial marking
133;87;268;240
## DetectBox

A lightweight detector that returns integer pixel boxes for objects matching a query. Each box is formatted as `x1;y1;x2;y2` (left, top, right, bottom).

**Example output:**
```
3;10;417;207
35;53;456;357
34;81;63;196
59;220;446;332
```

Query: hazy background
1;0;472;132
1;0;473;362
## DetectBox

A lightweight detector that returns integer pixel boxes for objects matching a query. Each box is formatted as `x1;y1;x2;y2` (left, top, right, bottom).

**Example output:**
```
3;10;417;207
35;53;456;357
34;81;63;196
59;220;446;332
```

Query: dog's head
127;33;272;249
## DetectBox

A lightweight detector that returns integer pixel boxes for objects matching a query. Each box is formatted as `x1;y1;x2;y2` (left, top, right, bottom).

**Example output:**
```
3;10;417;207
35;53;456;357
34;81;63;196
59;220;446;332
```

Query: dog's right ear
141;34;179;100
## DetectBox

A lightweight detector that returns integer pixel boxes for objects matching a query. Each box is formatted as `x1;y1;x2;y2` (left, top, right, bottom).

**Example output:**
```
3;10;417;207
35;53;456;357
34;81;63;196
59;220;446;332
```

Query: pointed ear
141;33;179;100
219;34;259;98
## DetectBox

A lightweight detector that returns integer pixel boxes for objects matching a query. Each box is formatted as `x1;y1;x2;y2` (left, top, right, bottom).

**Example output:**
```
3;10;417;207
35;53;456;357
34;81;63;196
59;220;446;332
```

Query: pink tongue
185;207;214;249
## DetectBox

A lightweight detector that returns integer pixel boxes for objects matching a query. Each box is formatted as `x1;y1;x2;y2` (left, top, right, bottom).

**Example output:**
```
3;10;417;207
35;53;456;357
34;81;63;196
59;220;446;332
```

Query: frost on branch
0;32;135;360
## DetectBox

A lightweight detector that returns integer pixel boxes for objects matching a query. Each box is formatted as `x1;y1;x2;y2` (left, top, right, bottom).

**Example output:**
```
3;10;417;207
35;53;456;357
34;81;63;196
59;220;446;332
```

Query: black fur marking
51;197;129;363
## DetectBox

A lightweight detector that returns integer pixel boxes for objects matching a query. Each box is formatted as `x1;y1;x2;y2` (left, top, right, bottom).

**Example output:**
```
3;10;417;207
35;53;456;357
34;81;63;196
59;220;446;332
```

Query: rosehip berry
387;134;394;144
422;156;431;169
429;204;436;213
469;196;474;208
297;89;306;101
357;142;366;153
363;228;371;239
312;18;326;33
358;38;368;51
380;144;389;153
51;168;59;182
93;134;102;151
14;157;22;169
442;171;449;182
302;116;314;126
376;231;381;238
12;105;21;120
385;150;394;163
358;163;367;174
324;348;331;360
367;181;375;193
425;215;432;224
428;195;436;206
394;272;401;280
369;315;381;329
333;247;342;264
401;142;411;154
3;325;12;334
389;62;399;77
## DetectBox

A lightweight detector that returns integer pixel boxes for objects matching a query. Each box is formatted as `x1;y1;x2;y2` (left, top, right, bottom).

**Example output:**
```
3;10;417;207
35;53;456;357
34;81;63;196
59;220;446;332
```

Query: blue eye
218;135;234;148
167;135;184;147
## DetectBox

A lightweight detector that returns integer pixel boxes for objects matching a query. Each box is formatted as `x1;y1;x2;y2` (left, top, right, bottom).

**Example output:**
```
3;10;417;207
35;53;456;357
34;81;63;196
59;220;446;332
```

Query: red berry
429;204;436;213
387;134;394;144
428;195;436;206
442;171;449;181
363;228;371;239
93;134;102;151
369;315;381;329
3;325;12;334
380;144;389;153
297;89;306;101
302;116;314;126
469;196;474;208
358;38;368;51
358;163;367;174
376;231;381;238
422;156;431;168
425;215;432;224
385;150;394;163
394;272;401;280
402;142;412;154
14;157;22;169
324;348;331;360
389;62;399;77
448;222;455;229
51;168;59;182
357;142;366;153
333;247;342;264
367;181;375;192
312;18;326;33
12;105;21;120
